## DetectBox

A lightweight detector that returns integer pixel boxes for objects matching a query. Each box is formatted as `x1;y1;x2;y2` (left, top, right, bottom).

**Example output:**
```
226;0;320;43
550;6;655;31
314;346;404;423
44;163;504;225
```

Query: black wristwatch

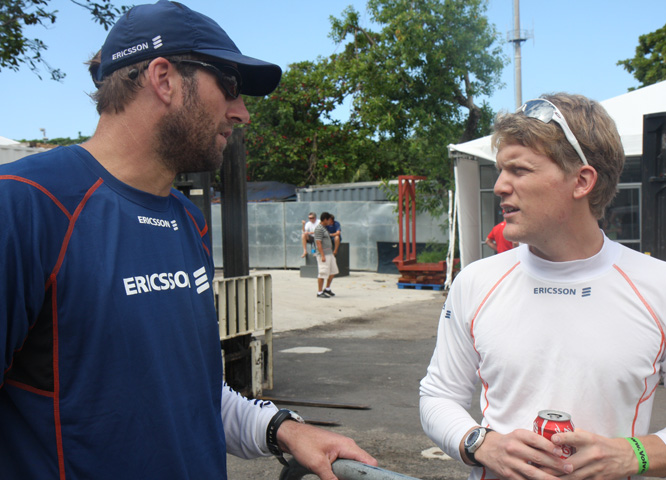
463;427;493;467
266;409;305;466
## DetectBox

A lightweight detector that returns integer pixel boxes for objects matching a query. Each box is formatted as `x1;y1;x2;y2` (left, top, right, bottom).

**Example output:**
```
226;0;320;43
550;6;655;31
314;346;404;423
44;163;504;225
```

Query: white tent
0;135;19;146
448;81;666;269
0;136;48;166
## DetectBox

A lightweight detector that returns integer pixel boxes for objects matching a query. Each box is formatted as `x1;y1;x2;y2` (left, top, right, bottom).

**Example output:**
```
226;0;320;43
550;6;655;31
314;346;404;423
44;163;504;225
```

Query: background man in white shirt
301;211;320;257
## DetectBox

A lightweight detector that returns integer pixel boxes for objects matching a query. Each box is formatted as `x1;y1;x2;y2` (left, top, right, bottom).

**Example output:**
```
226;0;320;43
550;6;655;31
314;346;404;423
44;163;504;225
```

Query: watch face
465;429;481;447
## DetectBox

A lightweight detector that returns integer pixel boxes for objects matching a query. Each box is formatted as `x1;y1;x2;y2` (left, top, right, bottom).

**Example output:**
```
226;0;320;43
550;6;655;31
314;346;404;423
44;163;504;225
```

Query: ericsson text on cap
112;42;150;61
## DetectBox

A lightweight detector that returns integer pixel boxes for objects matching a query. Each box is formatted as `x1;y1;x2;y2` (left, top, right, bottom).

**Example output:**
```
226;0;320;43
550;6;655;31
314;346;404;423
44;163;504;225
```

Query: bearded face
154;78;227;174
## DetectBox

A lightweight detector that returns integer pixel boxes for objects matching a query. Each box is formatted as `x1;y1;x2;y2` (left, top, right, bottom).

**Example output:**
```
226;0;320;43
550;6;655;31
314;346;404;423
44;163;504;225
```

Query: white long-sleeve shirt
222;382;278;459
420;237;666;480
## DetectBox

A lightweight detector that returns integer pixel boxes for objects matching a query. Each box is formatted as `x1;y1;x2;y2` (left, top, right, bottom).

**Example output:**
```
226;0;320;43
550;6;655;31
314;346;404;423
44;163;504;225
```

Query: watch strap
466;447;482;467
266;409;305;466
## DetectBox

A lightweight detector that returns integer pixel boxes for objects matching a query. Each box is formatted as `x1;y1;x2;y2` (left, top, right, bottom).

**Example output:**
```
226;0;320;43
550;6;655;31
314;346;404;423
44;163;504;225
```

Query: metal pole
397;177;404;262
409;180;416;261
279;459;423;480
513;0;522;110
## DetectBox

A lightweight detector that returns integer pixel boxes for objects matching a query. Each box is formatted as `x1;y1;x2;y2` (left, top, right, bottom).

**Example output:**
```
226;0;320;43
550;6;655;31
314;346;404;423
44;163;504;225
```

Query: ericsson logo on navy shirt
123;267;210;296
533;286;592;297
137;215;179;231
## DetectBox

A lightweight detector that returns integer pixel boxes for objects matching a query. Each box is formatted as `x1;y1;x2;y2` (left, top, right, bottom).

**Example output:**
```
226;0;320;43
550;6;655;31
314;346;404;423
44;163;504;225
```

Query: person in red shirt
485;220;515;253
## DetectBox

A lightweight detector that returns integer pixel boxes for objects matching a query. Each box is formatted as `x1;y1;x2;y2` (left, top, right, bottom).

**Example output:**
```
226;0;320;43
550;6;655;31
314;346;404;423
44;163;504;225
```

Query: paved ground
225;268;666;480
259;268;445;333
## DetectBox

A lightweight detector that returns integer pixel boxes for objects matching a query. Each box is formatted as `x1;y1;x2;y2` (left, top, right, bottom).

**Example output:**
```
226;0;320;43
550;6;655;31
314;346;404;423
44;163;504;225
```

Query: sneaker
324;289;335;296
317;292;329;298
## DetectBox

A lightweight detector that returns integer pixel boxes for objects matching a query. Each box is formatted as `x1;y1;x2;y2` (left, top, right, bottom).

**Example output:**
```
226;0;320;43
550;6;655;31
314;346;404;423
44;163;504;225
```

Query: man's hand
472;429;572;479
552;429;637;480
277;421;377;480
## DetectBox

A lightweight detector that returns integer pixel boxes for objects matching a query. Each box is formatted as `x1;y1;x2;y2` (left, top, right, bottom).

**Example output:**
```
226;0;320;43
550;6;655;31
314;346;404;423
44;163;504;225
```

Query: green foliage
416;242;448;264
243;59;380;185
19;134;90;145
0;0;128;80
618;23;666;90
329;0;505;146
244;0;506;197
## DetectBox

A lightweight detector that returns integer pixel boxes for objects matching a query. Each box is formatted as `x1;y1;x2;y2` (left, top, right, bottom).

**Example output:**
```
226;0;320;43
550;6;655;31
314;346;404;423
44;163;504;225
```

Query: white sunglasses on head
517;98;589;166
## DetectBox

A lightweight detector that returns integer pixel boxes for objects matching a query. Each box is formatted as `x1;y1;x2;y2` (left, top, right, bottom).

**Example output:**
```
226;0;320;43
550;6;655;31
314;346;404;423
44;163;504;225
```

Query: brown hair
492;93;625;219
87;52;201;114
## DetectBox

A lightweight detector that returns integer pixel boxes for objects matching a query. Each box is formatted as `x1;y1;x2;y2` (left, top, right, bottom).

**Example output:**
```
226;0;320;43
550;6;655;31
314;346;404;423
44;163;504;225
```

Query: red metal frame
392;175;446;279
395;175;425;267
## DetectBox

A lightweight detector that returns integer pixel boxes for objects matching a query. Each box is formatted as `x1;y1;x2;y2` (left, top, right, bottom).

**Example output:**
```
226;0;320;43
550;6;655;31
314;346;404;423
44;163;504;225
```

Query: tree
18;133;90;146
328;0;506;214
618;23;666;90
330;0;504;144
243;59;381;185
244;0;507;196
0;0;127;80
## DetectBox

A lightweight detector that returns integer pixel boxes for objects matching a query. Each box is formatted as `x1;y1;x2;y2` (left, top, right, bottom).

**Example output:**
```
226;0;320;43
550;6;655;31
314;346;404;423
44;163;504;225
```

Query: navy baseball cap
94;0;282;96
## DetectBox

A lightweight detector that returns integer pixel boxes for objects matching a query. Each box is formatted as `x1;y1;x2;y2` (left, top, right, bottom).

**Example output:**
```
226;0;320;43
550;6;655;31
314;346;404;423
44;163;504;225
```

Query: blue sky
1;0;665;141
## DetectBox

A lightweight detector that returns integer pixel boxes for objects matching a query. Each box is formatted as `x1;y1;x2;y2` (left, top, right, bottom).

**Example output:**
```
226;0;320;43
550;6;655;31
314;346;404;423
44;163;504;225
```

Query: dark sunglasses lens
173;60;242;98
522;100;554;123
219;73;240;98
212;65;241;99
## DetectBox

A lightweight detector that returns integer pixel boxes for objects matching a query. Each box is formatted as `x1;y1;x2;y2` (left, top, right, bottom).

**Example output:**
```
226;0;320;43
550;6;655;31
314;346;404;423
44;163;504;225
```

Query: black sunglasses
172;59;243;99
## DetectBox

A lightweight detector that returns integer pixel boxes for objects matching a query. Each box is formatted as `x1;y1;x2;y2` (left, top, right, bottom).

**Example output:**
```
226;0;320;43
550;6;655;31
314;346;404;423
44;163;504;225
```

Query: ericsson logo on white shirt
533;286;591;297
137;215;179;231
123;266;210;296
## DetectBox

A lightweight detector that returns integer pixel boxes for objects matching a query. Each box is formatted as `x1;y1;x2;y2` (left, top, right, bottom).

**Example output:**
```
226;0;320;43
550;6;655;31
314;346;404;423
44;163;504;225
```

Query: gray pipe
279;458;423;480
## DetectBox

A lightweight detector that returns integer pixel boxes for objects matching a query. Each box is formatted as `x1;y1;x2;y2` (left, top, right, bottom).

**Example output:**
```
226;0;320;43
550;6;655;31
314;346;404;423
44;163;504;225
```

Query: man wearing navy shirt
0;2;375;479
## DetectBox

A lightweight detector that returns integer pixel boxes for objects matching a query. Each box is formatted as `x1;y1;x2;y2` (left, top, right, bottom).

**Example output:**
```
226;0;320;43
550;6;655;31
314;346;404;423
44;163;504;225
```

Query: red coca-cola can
533;410;576;458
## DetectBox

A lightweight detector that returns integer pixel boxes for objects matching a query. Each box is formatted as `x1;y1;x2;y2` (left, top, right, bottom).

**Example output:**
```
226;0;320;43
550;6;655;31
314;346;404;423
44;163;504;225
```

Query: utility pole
507;0;532;109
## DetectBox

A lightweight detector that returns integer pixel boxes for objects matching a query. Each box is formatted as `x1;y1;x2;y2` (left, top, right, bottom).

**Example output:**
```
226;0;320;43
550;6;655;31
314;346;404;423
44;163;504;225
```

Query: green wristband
625;437;649;475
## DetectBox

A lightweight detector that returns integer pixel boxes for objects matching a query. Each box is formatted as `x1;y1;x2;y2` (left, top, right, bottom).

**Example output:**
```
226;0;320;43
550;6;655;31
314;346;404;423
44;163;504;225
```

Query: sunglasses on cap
172;59;243;99
517;99;589;166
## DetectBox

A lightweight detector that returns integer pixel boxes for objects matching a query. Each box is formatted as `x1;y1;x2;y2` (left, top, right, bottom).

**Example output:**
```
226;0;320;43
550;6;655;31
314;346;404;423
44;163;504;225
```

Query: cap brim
196;49;282;97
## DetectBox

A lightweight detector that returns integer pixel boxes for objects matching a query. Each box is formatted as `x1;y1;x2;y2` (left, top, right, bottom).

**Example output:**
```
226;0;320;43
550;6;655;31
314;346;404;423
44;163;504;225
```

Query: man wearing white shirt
301;211;320;257
421;93;666;480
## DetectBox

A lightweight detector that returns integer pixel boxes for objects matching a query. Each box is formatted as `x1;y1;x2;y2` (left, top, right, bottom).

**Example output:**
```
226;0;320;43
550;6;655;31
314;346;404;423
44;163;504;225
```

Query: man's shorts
316;254;339;278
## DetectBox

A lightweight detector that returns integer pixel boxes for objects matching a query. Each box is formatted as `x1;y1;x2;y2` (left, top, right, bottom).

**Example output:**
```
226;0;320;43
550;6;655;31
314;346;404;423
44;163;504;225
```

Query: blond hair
492;93;624;219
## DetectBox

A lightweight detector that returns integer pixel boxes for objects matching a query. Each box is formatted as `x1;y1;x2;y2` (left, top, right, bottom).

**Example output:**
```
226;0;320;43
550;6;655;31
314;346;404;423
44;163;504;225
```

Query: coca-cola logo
560;444;574;457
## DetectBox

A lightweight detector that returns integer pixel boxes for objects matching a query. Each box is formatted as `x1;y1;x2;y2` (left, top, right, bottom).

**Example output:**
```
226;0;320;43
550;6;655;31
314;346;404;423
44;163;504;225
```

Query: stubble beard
154;87;226;174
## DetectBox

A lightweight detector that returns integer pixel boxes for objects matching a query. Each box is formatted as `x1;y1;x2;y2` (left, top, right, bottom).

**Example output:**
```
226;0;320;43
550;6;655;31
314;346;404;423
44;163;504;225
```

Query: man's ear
145;57;177;105
573;165;598;200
